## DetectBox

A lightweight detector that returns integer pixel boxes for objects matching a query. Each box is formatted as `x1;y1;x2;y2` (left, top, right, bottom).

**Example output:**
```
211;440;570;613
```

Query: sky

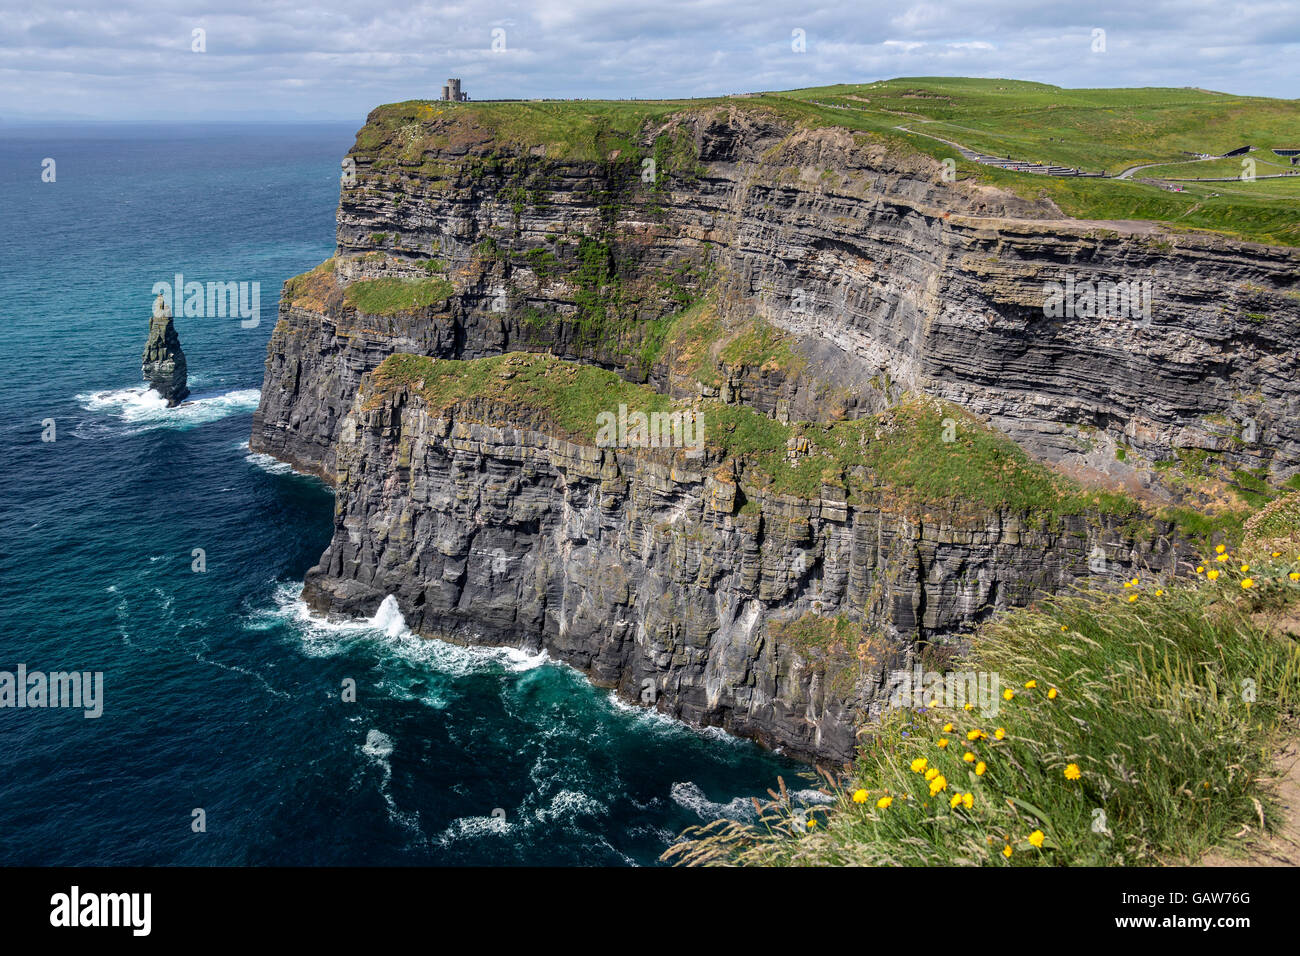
2;0;1297;122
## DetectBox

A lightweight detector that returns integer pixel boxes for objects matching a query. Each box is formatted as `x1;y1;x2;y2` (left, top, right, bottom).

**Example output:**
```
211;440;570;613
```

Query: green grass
355;77;1300;245
1244;490;1300;550
666;546;1300;866
367;352;676;436
367;351;1152;525
343;276;454;315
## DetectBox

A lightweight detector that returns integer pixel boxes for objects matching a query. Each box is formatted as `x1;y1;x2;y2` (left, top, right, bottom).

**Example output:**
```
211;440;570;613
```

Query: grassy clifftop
352;77;1300;246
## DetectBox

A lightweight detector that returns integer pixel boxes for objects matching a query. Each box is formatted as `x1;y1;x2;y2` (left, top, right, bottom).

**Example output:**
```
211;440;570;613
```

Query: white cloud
0;0;1295;120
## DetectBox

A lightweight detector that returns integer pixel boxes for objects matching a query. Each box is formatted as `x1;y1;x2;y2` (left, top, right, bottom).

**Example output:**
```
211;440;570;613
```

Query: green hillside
360;77;1300;245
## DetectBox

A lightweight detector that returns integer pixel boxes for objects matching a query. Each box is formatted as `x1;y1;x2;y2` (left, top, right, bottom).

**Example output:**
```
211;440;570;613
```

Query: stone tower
142;293;190;406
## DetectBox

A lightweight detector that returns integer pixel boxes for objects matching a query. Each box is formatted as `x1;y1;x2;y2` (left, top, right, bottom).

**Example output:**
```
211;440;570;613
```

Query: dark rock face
300;382;1180;763
251;108;1300;491
250;104;1296;760
142;295;189;406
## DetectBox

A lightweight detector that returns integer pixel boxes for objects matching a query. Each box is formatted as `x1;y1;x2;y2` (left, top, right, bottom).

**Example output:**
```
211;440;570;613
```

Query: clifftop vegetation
352;77;1300;245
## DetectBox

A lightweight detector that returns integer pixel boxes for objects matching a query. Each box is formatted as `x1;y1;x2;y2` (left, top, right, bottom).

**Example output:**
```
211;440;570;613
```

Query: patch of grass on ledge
344;276;454;315
282;257;338;310
666;546;1300;866
368;352;676;439
366;351;1147;524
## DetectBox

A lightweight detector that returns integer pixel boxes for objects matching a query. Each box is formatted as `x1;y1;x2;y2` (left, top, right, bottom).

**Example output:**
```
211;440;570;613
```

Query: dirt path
1200;738;1300;866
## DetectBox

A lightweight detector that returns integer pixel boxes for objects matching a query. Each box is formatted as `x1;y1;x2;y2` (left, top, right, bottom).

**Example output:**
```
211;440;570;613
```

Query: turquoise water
0;122;804;865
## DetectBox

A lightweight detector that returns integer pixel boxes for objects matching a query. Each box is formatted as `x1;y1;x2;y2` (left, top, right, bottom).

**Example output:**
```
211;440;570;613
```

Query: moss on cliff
344;276;454;315
282;257;339;311
365;351;1148;526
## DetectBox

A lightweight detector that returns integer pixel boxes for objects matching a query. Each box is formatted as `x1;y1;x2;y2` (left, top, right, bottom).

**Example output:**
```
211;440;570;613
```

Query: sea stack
142;293;189;406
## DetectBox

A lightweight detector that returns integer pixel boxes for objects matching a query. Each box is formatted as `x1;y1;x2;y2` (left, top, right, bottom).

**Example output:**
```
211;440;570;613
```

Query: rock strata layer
300;372;1179;763
251;101;1297;760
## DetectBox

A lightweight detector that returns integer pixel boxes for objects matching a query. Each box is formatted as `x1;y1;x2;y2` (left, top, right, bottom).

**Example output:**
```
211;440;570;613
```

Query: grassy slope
666;530;1300;867
364;352;1257;542
357;77;1300;245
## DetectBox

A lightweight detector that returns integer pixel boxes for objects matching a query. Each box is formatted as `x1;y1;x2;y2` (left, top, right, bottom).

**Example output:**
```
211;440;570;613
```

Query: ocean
0;122;804;865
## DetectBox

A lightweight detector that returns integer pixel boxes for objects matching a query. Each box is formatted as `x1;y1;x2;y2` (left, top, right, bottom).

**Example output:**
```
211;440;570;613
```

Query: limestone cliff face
252;105;1300;492
300;373;1178;763
143;297;189;407
252;101;1295;760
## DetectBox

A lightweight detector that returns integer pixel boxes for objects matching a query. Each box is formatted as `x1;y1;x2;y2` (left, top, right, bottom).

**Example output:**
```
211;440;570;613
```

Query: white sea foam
77;385;260;431
435;813;513;846
235;439;319;478
533;788;607;823
669;781;759;822
362;728;394;762
604;690;744;746
246;451;296;474
252;583;551;681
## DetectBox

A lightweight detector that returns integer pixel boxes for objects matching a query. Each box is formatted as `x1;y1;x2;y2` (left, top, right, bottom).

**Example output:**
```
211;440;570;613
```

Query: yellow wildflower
1028;829;1045;848
967;729;984;741
1215;544;1227;554
937;738;949;749
1290;572;1299;582
942;722;953;733
963;751;975;763
1024;680;1037;689
950;793;963;809
1128;594;1138;603
1196;566;1204;574
925;767;939;781
975;761;986;775
852;789;868;804
1216;554;1229;563
928;774;947;796
876;796;892;809
1003;689;1014;701
1241;578;1254;589
1064;763;1081;780
1207;569;1220;581
961;793;974;810
1240;564;1250;573
1047;688;1058;700
994;727;1006;740
910;757;928;774
1002;844;1013;858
